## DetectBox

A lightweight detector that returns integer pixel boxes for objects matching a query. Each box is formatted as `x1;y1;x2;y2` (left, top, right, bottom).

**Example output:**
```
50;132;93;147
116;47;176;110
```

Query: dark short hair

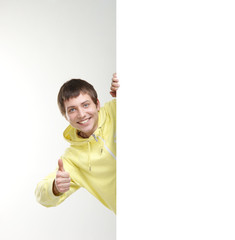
57;79;98;116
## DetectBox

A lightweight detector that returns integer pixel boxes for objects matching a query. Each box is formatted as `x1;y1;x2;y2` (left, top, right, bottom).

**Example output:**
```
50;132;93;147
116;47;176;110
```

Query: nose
77;108;86;119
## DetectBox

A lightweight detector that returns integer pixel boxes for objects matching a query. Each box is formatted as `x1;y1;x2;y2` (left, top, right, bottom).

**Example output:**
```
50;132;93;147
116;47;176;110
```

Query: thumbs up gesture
53;159;71;196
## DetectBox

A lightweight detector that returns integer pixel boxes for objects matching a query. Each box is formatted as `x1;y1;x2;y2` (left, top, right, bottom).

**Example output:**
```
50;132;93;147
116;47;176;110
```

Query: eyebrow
66;105;76;110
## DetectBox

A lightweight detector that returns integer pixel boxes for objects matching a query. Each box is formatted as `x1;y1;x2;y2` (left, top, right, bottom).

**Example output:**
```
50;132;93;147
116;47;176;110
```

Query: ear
96;99;100;111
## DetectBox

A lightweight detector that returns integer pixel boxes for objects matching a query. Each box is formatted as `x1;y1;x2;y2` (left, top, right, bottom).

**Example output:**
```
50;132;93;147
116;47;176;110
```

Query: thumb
58;159;65;172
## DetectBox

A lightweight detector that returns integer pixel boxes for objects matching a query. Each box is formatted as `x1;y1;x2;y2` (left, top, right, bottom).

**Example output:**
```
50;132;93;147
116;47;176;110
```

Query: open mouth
78;117;91;125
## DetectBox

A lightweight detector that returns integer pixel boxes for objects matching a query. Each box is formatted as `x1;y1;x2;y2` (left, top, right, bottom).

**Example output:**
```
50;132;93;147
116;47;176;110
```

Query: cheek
66;113;74;122
93;112;99;121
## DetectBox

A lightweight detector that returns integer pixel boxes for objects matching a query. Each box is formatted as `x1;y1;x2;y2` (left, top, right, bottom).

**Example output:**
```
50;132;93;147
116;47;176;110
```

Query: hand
110;73;120;97
53;159;71;196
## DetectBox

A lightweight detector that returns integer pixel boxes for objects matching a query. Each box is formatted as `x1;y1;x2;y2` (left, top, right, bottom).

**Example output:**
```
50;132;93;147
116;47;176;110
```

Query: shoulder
102;99;116;116
98;99;116;128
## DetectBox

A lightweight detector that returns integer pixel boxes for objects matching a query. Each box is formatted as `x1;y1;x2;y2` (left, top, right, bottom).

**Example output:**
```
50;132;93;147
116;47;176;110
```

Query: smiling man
35;74;119;214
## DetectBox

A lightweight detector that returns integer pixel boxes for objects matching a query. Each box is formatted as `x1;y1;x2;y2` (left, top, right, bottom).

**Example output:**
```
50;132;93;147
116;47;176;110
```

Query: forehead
64;93;92;107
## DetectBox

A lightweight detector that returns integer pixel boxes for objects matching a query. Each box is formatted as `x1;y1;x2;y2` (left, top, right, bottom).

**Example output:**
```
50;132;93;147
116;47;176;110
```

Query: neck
77;131;90;138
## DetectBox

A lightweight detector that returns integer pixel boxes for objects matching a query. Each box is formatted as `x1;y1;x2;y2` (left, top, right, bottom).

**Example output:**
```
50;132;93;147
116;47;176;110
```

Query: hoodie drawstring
88;141;91;171
88;130;105;171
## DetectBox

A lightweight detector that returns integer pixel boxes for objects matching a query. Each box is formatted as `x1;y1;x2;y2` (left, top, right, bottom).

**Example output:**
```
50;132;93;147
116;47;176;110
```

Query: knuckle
65;172;70;178
55;180;60;186
56;172;61;178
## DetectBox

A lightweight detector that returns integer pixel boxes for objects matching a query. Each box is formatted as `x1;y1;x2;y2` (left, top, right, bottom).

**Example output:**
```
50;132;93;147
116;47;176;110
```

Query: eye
84;103;89;108
69;108;76;113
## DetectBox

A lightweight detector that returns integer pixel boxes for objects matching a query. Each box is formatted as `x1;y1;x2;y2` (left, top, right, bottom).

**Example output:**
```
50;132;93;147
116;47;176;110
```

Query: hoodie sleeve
35;161;81;208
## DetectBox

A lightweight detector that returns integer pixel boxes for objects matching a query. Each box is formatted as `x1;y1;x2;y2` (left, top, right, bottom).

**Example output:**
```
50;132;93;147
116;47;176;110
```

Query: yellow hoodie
35;99;116;213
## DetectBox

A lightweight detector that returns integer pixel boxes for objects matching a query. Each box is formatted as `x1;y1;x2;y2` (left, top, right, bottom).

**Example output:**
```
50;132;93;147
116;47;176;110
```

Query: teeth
80;119;89;124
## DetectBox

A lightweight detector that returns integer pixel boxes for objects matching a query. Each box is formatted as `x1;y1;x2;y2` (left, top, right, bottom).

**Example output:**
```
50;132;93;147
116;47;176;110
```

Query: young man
35;74;119;214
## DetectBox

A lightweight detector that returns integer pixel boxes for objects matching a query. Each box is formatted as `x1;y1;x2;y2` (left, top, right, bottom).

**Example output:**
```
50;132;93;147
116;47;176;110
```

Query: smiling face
64;93;100;138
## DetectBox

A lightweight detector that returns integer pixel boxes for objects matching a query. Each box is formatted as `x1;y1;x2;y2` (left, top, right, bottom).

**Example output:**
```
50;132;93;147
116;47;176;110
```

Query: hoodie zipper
89;134;116;171
93;133;116;159
97;136;116;160
92;134;98;142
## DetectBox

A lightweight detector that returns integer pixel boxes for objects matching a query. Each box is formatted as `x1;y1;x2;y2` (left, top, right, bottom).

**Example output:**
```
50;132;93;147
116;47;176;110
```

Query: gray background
0;0;116;239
